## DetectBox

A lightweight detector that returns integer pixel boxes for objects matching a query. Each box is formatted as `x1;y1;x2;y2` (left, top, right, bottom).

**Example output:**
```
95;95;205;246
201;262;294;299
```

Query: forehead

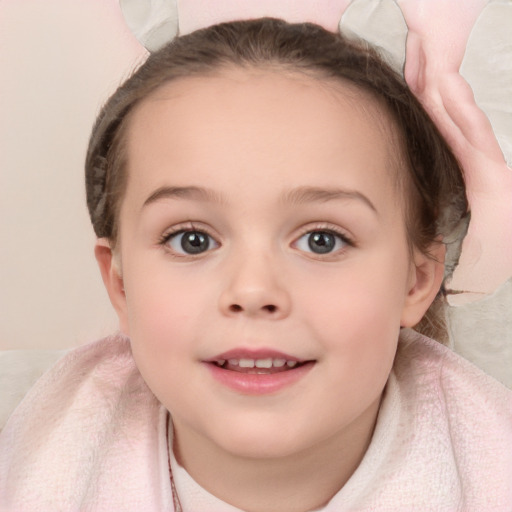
130;66;396;141
123;68;400;212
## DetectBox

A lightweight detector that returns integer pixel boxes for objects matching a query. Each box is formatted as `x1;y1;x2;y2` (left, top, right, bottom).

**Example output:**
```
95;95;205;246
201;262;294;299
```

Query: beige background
0;0;146;349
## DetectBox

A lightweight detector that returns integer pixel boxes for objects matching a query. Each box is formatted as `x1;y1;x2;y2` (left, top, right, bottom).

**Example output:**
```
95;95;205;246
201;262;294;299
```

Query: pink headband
119;0;512;304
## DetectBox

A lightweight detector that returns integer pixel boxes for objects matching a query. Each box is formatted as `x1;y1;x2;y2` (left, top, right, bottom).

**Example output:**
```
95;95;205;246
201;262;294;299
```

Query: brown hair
85;18;469;342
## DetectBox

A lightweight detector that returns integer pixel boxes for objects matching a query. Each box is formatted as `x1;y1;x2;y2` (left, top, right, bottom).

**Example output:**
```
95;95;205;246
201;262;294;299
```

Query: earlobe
94;238;130;335
400;243;446;328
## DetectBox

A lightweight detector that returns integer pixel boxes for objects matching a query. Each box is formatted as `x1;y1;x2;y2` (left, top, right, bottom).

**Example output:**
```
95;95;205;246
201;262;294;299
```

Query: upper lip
204;348;307;363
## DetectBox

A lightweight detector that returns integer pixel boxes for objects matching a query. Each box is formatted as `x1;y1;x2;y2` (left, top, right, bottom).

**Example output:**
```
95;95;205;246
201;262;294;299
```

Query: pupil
308;232;335;254
182;231;209;254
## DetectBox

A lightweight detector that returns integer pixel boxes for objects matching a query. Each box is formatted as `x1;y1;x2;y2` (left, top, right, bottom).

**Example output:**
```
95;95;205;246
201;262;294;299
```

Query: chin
208;417;324;461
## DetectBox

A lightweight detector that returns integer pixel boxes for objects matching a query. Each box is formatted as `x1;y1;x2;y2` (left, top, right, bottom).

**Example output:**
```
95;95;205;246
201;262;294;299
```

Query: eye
295;230;348;255
165;230;219;255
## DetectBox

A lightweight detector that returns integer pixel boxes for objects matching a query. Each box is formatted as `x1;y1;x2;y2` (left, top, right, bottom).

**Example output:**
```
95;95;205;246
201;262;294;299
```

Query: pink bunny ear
397;0;512;303
176;0;351;34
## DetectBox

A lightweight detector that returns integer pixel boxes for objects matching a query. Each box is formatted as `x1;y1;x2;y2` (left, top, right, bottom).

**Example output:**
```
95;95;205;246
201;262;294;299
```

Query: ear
400;243;446;328
94;238;130;335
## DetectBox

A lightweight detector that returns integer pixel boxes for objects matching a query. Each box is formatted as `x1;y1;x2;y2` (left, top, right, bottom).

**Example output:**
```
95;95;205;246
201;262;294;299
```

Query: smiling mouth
209;358;314;374
205;353;316;393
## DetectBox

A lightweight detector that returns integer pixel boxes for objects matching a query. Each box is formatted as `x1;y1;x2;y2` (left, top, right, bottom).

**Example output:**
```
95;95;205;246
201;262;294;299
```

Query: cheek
298;254;409;377
122;266;209;362
122;272;206;408
303;259;408;335
313;287;400;371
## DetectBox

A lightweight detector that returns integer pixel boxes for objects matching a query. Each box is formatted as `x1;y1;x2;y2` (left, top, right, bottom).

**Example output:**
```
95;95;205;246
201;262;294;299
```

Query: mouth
203;349;316;393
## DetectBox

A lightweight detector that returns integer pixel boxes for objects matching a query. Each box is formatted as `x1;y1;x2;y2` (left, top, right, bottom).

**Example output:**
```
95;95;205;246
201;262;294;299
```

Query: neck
172;398;380;512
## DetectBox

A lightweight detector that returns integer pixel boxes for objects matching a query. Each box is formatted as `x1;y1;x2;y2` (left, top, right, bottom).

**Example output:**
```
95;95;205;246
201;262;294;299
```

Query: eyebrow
282;186;378;214
142;184;377;214
142;185;226;209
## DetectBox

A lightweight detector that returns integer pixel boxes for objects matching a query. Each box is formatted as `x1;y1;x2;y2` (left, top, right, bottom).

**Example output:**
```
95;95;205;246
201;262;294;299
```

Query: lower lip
204;362;315;395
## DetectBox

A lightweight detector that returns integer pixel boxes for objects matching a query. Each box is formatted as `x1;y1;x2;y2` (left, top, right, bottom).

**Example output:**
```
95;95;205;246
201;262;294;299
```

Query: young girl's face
100;69;440;463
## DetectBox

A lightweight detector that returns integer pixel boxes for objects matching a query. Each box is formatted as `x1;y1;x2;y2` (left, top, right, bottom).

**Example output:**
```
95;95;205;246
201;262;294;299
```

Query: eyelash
293;224;355;253
157;222;355;257
158;222;220;257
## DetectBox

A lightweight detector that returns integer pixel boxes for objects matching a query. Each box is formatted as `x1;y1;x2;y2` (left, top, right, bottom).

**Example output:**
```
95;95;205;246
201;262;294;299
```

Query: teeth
255;358;272;368
220;358;300;368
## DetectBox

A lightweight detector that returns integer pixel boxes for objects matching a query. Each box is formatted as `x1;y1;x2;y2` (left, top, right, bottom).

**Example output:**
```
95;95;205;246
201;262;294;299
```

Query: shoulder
394;329;512;506
0;335;147;423
335;330;512;510
0;335;171;510
0;348;66;432
395;328;512;415
0;334;149;460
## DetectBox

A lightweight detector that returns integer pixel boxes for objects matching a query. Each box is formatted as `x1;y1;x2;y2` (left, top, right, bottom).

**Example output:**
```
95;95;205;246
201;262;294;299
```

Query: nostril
227;304;278;314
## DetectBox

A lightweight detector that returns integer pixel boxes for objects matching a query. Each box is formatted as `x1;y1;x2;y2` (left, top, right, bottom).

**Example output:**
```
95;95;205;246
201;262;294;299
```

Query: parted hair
85;18;469;342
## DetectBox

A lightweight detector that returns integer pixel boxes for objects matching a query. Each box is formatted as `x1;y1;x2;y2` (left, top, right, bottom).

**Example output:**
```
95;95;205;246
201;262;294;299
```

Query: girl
1;18;511;511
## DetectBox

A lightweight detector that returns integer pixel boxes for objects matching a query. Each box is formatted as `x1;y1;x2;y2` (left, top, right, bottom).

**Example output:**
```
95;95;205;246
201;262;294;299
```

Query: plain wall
0;0;147;349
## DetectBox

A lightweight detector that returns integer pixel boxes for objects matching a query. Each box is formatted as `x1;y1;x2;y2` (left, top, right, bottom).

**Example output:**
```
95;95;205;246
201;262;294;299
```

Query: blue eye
295;230;348;255
165;230;218;255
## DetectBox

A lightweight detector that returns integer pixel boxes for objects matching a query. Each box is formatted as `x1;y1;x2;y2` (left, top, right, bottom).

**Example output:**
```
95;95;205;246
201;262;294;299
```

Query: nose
218;252;291;320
